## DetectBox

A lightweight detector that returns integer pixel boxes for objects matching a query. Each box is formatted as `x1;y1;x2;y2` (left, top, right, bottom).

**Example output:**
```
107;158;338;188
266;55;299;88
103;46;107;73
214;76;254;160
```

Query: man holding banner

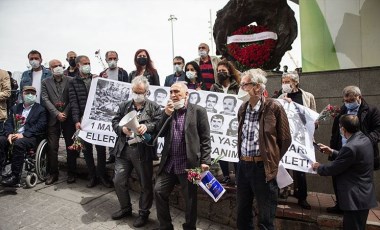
236;69;291;230
110;76;162;228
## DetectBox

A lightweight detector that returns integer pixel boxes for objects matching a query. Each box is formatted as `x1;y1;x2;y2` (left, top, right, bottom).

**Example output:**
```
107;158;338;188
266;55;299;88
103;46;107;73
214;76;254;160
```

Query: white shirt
32;70;42;103
18;104;34;134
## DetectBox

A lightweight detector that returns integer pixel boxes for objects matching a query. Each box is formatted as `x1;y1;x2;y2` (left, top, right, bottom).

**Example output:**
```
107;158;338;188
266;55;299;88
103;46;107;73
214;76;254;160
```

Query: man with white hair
326;85;380;214
278;71;316;209
236;68;291;230
194;43;221;90
110;76;161;227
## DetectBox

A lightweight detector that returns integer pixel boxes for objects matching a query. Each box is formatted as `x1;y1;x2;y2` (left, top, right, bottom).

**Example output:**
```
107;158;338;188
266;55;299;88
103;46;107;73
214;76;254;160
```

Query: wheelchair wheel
35;139;48;181
25;172;38;188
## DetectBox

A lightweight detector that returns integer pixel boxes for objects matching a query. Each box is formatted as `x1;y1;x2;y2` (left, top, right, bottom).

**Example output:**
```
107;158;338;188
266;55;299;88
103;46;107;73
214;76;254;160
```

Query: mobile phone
313;142;322;151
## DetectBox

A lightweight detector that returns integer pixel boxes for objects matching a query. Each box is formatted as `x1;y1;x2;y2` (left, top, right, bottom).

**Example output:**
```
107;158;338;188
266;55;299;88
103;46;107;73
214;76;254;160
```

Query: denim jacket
19;66;52;102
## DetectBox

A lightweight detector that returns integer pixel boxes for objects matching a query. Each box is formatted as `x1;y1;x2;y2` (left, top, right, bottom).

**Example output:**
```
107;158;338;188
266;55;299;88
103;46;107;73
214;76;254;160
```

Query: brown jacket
0;69;11;121
238;97;291;181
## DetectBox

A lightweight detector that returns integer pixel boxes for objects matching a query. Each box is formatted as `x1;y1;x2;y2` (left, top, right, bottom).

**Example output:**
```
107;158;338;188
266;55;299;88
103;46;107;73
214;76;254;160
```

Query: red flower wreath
227;25;277;71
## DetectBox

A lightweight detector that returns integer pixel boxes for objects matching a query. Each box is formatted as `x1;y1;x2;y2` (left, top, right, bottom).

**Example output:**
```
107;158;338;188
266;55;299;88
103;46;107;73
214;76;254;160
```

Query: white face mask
132;92;145;103
186;71;196;80
107;60;117;69
52;66;64;76
198;50;207;58
173;98;185;110
80;64;91;74
237;88;250;102
282;83;292;93
29;60;40;69
174;64;182;73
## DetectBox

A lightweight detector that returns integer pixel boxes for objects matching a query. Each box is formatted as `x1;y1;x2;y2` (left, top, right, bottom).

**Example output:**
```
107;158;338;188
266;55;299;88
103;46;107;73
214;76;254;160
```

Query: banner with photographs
277;100;319;174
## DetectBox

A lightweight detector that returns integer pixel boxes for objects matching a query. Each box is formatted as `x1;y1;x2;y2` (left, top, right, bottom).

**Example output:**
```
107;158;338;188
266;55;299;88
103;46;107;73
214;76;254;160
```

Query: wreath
227;25;277;71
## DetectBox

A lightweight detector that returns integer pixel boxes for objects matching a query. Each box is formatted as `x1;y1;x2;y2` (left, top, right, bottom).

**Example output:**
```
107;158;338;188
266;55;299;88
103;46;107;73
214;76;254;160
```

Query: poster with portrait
277;99;319;174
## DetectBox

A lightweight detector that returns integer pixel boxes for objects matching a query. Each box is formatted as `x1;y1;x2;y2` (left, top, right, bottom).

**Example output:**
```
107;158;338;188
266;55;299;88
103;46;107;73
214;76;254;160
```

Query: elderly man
154;82;211;230
236;69;291;230
326;85;380;214
0;86;47;186
111;76;161;227
20;50;52;104
64;51;79;77
42;59;77;185
278;71;316;209
313;115;377;230
194;43;221;90
164;56;186;87
69;55;112;188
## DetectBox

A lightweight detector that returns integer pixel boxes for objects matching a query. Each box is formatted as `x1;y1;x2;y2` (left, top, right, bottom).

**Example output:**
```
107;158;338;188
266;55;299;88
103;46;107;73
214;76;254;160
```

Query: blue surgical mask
345;101;360;111
24;94;36;105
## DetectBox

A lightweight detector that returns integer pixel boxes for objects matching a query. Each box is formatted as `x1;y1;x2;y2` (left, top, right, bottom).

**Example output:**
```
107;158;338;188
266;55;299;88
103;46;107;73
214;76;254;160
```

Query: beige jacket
0;69;11;120
194;55;221;80
279;88;316;111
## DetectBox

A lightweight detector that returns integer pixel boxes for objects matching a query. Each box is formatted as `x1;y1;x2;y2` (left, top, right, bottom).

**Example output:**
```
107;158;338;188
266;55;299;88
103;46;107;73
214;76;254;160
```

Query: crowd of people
0;42;379;230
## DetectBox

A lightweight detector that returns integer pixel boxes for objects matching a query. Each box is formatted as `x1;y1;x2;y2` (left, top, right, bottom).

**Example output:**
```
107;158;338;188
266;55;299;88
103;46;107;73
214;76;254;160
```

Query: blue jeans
236;161;278;230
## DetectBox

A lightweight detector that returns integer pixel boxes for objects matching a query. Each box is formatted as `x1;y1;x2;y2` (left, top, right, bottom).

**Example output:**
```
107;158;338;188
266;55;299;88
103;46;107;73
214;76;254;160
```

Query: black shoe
326;204;343;214
298;199;311;210
133;215;149;228
111;208;132;220
220;176;231;185
86;177;97;188
99;176;112;188
1;175;20;187
45;174;59;185
67;175;76;184
106;155;115;164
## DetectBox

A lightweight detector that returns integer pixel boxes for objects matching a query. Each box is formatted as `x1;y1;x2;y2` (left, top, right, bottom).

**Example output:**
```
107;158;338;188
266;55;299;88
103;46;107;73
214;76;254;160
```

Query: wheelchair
2;137;48;188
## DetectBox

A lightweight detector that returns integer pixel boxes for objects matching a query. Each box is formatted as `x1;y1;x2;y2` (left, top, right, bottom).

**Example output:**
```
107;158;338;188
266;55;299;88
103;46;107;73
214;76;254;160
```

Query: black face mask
68;59;76;67
137;57;148;66
217;72;230;82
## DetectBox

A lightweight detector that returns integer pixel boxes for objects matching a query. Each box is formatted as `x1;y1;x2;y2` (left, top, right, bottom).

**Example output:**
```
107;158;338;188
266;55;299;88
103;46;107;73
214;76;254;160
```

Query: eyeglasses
239;82;257;88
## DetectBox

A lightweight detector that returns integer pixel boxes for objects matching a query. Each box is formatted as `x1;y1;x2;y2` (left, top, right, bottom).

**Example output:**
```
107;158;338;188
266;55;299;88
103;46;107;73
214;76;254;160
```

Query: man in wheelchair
0;86;47;186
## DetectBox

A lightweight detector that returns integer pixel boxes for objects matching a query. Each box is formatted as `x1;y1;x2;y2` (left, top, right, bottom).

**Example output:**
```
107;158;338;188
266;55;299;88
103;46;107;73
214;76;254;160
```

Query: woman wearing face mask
128;49;160;86
209;60;240;185
184;61;206;90
277;71;316;210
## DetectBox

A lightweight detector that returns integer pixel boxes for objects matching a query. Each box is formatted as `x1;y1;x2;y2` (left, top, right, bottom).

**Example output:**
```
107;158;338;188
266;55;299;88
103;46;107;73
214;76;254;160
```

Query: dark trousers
343;209;369;230
83;142;106;178
113;144;153;216
332;176;340;205
47;120;77;175
154;171;198;230
0;135;36;177
236;161;278;230
293;170;307;200
219;160;237;177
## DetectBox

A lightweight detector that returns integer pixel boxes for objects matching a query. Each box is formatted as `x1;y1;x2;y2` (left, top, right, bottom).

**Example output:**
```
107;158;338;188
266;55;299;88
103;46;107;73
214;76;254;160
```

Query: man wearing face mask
69;55;112;188
325;85;380;214
99;51;129;165
99;51;129;82
20;50;52;104
0;86;47;186
110;76;161;227
236;69;291;230
194;43;221;90
64;51;79;77
41;59;77;185
164;56;186;87
277;71;316;209
154;82;211;230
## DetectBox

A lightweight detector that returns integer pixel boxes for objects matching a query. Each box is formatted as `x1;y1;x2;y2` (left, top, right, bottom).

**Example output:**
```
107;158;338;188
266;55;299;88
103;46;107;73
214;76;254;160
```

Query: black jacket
330;98;380;169
111;99;162;159
128;70;160;86
69;75;95;123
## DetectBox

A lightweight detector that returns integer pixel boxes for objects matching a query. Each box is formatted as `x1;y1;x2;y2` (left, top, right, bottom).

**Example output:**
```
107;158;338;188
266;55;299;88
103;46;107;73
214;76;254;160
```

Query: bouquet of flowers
55;101;65;112
317;104;341;122
227;25;277;71
68;130;85;151
8;114;26;158
186;154;224;185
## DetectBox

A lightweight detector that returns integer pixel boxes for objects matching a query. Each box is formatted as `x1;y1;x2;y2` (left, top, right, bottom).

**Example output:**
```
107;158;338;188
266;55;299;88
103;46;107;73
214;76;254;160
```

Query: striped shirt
241;101;261;157
165;108;187;174
199;59;215;90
